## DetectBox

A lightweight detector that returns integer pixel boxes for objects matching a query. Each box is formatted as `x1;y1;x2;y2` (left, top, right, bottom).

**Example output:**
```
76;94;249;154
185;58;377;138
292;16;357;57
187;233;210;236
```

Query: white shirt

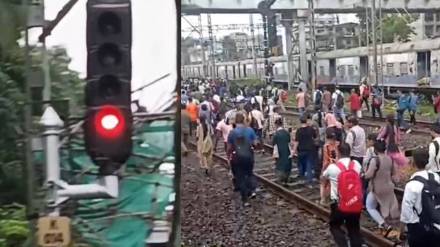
313;90;322;103
400;170;440;224
426;137;440;173
251;95;264;111
250;109;265;129
322;157;362;201
345;125;366;158
332;90;343;108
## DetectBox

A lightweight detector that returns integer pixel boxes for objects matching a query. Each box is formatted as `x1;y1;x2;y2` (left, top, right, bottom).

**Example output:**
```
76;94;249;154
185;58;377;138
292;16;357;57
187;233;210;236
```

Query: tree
356;13;418;45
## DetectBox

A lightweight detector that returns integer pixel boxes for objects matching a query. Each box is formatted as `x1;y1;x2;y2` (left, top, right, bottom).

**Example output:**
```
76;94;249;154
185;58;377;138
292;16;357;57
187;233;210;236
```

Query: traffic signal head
267;13;278;48
84;0;132;175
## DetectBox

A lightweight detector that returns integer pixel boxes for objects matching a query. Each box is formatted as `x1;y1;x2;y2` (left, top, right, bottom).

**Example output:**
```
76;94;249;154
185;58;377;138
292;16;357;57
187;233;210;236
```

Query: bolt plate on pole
37;216;71;247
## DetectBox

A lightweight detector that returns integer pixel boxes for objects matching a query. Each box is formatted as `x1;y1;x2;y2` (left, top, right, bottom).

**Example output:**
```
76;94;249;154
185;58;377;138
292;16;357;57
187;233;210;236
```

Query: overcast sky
28;0;177;111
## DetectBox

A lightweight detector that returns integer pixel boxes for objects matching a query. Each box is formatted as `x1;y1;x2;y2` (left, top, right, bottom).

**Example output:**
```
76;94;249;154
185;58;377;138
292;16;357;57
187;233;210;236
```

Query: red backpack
336;161;363;214
362;86;370;98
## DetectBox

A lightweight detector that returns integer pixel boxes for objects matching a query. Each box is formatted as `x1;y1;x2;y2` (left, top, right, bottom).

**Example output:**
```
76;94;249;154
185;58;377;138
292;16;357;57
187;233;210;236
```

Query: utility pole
372;0;379;86
249;14;258;78
41;0;51;108
366;7;370;82
198;14;207;77
379;0;384;90
207;14;216;78
309;0;317;93
262;14;270;84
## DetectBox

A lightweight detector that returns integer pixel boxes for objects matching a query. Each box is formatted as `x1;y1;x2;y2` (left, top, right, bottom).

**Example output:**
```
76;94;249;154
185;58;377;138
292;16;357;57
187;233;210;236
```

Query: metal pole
250;14;259;78
309;0;317;93
22;0;35;243
40;107;63;217
379;0;384;91
207;14;215;78
366;7;370;82
41;0;51;107
283;15;293;90
298;17;308;85
198;14;207;77
372;0;378;86
262;14;270;84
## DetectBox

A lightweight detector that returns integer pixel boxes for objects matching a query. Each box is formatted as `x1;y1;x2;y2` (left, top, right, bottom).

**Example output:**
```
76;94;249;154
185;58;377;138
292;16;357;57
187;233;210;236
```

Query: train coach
182;37;440;89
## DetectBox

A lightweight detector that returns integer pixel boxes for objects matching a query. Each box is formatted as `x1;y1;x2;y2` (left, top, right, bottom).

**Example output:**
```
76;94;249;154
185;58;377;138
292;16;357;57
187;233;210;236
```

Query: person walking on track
320;128;340;206
345;116;366;165
400;148;440;247
359;80;371;112
292;114;318;188
426;124;440;174
196;115;214;176
186;97;199;136
227;113;258;207
377;114;408;167
215;113;233;153
322;143;364;247
296;87;307;118
322;86;332;113
332;88;346;124
272;118;292;186
181;103;191;156
364;140;400;235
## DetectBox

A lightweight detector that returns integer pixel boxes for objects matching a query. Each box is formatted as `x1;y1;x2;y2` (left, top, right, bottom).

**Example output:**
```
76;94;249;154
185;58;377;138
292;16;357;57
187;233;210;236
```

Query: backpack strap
433;140;440;169
336;162;346;172
348;160;356;170
350;130;356;146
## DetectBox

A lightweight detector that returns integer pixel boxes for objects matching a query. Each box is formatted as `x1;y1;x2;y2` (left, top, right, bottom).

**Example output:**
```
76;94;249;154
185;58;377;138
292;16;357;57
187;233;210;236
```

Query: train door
417;51;431;79
243;64;247;77
329;58;336;79
359;56;369;79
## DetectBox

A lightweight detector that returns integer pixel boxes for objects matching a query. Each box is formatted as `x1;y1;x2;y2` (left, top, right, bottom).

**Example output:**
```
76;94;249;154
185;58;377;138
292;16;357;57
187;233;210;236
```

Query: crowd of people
181;77;440;247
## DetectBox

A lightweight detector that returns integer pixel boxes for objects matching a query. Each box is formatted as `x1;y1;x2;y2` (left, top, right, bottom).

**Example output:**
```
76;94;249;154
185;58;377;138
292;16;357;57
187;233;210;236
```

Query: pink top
377;125;401;145
325;113;343;129
216;119;233;142
296;92;306;108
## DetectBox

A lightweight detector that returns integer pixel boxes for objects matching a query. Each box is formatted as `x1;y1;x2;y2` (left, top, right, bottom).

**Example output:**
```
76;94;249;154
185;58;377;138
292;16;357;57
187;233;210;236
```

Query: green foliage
381;14;417;43
357;13;418;45
0;204;28;247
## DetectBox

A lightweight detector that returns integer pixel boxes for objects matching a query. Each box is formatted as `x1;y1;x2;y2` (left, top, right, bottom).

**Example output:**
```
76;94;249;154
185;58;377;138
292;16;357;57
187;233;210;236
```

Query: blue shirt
227;126;257;145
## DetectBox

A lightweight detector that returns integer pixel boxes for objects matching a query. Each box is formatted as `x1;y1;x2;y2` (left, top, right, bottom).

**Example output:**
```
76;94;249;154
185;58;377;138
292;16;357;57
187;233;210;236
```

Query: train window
400;62;408;75
348;65;354;77
425;13;434;22
426;25;434;37
386;63;394;75
319;66;325;76
339;65;346;77
436;13;440;22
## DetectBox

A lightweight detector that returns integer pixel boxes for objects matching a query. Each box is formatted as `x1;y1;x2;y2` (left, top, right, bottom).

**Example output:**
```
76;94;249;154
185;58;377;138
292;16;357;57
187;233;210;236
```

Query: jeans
298;107;306;118
329;203;363;247
333;107;345;123
298;151;314;184
372;104;382;119
397;109;405;127
230;156;256;202
366;192;385;226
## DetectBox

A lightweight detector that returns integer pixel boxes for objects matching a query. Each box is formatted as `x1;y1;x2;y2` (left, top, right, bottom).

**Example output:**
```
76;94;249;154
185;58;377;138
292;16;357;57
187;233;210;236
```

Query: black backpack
232;130;253;160
336;93;344;109
411;173;440;236
315;91;322;106
249;112;259;130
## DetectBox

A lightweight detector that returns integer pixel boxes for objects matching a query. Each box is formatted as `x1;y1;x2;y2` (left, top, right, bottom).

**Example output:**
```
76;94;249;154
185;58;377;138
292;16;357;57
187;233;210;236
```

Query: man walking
345;116;366;165
227;113;258;207
322;143;364;247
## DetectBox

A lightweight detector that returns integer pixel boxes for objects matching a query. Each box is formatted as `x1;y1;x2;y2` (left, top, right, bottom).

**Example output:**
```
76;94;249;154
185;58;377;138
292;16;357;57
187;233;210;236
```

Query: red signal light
94;105;126;139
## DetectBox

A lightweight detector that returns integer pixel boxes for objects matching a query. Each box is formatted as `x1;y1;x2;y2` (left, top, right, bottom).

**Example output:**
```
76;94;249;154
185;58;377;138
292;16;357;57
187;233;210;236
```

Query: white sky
28;0;177;111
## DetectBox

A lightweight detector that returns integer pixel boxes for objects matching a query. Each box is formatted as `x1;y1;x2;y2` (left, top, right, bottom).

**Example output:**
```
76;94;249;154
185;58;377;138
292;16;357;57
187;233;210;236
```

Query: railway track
284;106;431;135
188;139;403;247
